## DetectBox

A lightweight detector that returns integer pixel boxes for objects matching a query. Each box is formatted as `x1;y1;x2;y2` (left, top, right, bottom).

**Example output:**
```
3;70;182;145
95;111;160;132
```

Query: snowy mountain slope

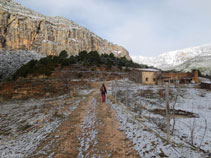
132;43;211;75
171;56;211;75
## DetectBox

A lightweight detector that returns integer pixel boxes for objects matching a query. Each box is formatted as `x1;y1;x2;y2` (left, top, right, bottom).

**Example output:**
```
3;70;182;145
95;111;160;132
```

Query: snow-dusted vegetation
0;88;94;158
108;79;211;157
0;51;44;81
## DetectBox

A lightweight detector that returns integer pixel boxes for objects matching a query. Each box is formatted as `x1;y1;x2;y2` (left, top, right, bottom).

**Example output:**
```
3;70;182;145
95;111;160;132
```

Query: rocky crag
0;0;130;59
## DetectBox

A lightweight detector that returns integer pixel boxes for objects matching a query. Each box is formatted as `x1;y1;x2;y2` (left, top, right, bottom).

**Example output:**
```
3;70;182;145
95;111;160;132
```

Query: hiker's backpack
100;86;105;93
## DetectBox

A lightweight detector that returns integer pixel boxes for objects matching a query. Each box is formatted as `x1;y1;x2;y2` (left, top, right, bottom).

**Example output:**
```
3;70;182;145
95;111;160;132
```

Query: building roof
199;77;211;84
134;68;160;72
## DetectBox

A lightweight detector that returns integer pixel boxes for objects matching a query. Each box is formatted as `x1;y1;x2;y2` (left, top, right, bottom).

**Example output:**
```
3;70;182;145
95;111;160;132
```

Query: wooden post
115;79;117;102
112;81;114;96
210;70;211;81
165;83;171;143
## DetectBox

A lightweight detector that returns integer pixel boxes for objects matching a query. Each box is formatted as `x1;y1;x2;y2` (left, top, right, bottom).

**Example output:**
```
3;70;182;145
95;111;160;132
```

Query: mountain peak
132;44;211;75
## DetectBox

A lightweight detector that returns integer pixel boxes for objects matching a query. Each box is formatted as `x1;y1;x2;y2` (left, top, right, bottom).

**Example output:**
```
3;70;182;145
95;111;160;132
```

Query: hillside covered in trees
12;50;149;80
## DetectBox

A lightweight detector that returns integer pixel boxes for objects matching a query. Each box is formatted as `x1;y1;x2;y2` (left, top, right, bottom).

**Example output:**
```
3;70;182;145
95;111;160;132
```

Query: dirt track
31;82;139;158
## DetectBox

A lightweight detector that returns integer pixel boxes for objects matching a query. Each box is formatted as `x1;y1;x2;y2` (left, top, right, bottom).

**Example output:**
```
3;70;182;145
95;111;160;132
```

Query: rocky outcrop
0;0;131;59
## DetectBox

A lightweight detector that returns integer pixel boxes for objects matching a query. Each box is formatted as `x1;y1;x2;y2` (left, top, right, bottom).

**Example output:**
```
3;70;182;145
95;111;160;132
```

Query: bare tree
199;115;207;148
125;81;129;107
190;118;196;146
61;71;72;94
171;93;178;134
112;80;114;97
171;80;180;134
165;83;171;143
115;79;117;102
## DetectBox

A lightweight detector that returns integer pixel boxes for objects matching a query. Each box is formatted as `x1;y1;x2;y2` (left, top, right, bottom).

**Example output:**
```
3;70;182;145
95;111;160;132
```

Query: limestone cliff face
0;0;131;59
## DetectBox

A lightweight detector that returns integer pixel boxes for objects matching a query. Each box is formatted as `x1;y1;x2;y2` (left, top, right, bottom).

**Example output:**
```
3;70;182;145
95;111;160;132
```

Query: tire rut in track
31;90;96;158
31;82;139;158
93;93;139;158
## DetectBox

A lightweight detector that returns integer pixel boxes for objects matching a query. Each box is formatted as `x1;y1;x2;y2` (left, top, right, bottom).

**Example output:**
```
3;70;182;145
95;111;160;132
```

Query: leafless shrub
199;115;207;148
52;111;65;119
0;127;11;136
171;92;179;134
199;92;205;97
149;117;166;130
170;82;182;135
17;123;32;132
61;71;73;93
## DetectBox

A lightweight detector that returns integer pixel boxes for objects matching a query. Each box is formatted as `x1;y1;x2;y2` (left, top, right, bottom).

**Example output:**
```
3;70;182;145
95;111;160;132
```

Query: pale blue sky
14;0;211;56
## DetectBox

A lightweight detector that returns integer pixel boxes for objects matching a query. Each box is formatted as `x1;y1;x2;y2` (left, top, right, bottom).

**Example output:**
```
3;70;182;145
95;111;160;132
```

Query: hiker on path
100;84;107;102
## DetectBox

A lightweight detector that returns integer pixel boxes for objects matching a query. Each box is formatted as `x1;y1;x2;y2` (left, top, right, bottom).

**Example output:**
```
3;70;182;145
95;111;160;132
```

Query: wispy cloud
14;0;211;56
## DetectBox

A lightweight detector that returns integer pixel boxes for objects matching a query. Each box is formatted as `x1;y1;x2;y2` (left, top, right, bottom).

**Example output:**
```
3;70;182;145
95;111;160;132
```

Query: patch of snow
0;92;88;158
135;68;160;72
68;38;81;43
79;89;95;96
113;50;122;54
107;79;211;157
42;40;59;45
108;99;202;158
78;98;98;157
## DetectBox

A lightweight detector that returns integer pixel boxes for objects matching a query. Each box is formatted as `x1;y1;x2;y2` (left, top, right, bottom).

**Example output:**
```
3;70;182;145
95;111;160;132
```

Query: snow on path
76;83;139;158
77;98;98;158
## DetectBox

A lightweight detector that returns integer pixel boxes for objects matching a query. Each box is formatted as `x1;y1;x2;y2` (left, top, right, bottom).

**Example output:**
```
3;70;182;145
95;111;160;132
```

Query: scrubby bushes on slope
0;51;45;82
12;50;148;80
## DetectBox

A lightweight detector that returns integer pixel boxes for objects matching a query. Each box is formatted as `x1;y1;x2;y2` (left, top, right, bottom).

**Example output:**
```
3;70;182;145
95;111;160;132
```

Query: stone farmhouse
129;68;200;85
128;68;161;85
